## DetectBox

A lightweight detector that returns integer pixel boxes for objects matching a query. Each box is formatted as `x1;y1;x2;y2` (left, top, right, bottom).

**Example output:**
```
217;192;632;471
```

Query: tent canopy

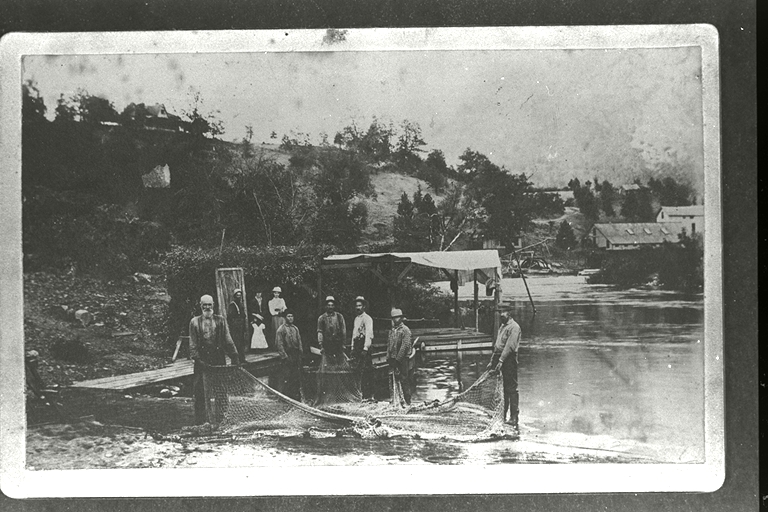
323;250;501;273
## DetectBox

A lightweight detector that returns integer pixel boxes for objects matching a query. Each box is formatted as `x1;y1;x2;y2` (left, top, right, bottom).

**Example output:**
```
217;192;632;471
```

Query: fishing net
197;355;506;441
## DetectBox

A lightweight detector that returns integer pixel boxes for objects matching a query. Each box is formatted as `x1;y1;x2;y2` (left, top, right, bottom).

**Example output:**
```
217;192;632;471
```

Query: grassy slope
361;172;436;242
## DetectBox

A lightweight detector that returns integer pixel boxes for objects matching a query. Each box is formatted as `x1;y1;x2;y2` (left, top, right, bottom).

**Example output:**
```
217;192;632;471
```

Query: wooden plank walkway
70;351;281;391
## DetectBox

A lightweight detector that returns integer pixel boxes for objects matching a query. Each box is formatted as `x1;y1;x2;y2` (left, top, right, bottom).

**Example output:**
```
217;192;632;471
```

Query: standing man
275;309;303;401
317;296;347;358
227;289;247;363
387;308;413;405
487;310;522;430
350;296;374;400
189;294;241;425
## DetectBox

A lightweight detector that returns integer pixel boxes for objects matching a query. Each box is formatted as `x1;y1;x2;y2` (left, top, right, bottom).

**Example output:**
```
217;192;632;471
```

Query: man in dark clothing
227;289;247;363
189;294;241;425
317;295;346;357
275;310;303;401
387;308;413;405
487;311;522;430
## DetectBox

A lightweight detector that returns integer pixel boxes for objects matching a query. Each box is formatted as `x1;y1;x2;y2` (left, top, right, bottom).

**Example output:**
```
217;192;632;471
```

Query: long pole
512;247;536;315
473;269;479;332
453;270;460;329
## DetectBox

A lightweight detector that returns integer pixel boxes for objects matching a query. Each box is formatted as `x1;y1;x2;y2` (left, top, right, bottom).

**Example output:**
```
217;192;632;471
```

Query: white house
656;205;704;237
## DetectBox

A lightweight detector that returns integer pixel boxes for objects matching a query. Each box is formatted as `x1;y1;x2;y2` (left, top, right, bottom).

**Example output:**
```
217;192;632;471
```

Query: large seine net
198;354;506;441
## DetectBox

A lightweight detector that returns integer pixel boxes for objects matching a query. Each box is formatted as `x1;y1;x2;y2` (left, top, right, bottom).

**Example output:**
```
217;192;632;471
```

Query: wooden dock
372;327;493;353
69;351;282;391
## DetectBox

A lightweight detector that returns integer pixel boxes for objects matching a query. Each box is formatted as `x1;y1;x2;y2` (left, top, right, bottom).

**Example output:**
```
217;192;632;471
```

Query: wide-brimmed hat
354;295;368;306
272;286;282;293
390;308;404;318
325;295;336;304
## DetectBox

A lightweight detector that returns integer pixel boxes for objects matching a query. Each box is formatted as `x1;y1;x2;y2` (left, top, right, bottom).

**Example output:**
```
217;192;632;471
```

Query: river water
168;276;705;467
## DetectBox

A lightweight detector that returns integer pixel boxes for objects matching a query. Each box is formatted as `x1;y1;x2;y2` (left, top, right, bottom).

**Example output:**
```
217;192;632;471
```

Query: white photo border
0;25;723;497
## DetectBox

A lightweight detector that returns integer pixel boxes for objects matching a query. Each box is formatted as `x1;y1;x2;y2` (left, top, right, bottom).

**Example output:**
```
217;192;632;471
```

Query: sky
23;47;704;191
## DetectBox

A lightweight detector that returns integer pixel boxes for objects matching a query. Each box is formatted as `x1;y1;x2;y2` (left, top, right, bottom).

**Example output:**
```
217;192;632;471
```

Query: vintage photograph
1;27;723;496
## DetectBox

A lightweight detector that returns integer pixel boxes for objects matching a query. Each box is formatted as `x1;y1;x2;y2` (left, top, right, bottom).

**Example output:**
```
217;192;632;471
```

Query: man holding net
189;294;242;425
317;296;347;357
487;310;522;430
387;308;413;406
350;296;374;400
275;310;303;401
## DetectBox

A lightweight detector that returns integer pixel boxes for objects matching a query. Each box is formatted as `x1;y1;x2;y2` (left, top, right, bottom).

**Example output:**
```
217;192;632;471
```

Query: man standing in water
227;289;247;363
387;308;413;405
189;294;241;425
317;296;347;358
487;310;522;430
350;296;374;400
275;309;303;401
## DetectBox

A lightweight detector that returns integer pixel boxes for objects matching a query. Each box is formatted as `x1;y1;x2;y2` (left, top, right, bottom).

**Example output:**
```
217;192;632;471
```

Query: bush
163;243;455;343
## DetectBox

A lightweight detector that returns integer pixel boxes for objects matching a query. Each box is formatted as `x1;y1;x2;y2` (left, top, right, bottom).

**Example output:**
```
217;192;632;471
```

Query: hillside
362;172;437;242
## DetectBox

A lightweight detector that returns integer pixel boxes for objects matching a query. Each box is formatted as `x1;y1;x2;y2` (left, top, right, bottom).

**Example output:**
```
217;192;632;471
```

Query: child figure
250;314;269;350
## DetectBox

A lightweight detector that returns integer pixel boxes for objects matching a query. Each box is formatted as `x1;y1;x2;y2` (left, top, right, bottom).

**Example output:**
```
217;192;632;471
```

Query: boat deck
69;327;491;391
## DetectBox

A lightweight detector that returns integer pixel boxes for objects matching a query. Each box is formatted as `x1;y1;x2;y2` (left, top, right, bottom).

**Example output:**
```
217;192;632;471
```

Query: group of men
188;292;521;431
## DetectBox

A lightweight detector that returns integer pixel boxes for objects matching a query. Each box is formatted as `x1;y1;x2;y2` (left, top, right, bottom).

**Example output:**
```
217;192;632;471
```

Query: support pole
453;270;460;329
317;261;323;315
473;269;479;332
493;278;500;341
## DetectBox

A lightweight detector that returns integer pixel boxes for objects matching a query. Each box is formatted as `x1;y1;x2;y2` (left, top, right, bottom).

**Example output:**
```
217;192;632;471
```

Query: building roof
592;223;683;245
323;250;501;272
658;205;704;217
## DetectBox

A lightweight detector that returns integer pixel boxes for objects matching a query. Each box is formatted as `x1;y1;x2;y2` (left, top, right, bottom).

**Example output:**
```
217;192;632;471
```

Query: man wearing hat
227;289;247;363
189;294;241;425
486;310;522;430
387;308;413;405
350;296;375;400
316;295;347;358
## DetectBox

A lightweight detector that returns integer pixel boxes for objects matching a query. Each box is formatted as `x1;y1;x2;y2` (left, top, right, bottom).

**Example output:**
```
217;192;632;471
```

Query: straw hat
272;286;282;293
354;295;368;307
325;295;336;304
390;308;404;318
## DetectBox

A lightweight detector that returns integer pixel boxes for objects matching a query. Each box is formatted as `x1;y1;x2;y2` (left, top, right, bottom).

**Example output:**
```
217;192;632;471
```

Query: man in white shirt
350;296;374;400
487;310;522;430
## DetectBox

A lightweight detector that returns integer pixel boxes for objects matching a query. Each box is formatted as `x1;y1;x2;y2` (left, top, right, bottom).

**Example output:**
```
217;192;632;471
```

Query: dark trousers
352;347;374;400
279;354;302;401
501;353;519;424
193;353;228;425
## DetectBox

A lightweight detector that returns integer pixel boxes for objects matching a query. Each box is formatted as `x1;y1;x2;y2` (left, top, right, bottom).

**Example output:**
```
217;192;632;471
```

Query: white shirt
351;312;374;351
268;297;286;316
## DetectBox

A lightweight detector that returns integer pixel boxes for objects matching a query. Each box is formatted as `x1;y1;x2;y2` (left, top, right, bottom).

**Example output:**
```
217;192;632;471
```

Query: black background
0;0;758;510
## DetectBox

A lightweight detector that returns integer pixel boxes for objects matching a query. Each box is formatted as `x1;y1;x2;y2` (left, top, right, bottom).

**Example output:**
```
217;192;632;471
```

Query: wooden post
317;260;323;315
493;270;500;341
473;269;479;332
453;270;460;329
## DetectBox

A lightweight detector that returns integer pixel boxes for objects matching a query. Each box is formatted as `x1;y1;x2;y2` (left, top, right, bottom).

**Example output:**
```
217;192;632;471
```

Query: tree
54;93;77;123
621;189;655;222
418;149;450;193
22;80;46;122
463;150;533;249
182;89;224;138
572;181;600;222
599;180;617;217
555;220;577;250
648;176;695;206
74;92;119;124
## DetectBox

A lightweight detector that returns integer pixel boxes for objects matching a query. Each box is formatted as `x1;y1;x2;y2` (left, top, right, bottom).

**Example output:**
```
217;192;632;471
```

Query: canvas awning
322;250;502;273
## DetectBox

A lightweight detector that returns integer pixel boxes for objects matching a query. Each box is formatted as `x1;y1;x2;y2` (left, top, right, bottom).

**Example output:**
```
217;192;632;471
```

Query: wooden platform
69;351;282;391
412;327;493;352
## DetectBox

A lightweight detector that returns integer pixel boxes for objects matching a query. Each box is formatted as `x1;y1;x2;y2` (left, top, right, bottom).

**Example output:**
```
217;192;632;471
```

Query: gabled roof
592;223;683;245
658;205;704;217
